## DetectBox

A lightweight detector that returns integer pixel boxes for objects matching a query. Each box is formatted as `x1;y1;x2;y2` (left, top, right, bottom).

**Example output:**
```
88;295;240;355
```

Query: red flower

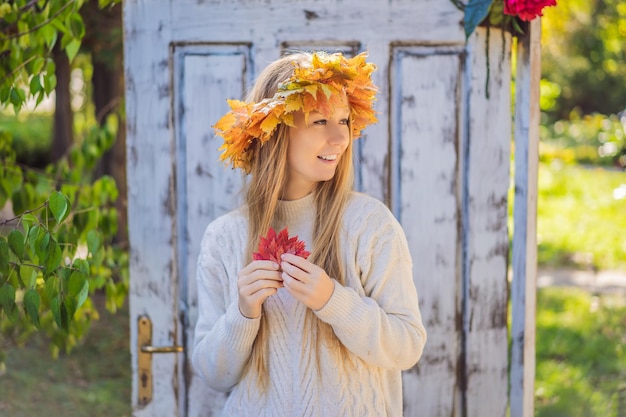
504;0;557;21
252;227;311;263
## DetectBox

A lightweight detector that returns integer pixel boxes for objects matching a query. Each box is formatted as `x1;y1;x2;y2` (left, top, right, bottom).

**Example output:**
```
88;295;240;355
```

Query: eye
339;118;350;125
313;119;327;126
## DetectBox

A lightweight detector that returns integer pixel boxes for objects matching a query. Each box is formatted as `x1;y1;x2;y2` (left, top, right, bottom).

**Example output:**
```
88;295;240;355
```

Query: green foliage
542;0;626;120
536;162;626;270
540;113;626;168
0;0;125;366
0;0;118;113
536;287;626;417
0;114;128;359
0;112;52;167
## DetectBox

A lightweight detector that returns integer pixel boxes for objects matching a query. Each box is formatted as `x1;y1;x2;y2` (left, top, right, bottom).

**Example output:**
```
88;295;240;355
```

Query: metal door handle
141;344;184;353
137;315;184;407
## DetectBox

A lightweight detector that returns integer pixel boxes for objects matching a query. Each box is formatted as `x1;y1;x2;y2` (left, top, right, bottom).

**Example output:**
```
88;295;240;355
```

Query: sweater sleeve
314;198;427;371
191;216;260;392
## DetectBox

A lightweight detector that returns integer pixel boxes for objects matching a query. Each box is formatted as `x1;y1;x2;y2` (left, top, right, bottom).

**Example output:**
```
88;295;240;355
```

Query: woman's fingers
239;260;280;278
240;277;283;296
237;261;282;318
280;254;334;310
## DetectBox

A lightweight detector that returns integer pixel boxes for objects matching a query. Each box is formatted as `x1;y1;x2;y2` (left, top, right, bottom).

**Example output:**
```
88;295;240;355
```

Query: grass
535;287;626;417
0;295;131;417
537;161;626;270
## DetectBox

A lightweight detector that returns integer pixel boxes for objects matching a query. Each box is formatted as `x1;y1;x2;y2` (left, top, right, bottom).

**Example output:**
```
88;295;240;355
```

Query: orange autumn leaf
252;227;311;264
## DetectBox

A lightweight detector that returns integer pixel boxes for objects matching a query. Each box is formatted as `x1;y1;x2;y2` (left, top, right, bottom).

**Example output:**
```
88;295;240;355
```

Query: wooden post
510;19;541;417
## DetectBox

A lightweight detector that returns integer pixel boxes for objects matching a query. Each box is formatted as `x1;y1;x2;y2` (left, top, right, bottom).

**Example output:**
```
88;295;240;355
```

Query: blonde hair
242;52;354;390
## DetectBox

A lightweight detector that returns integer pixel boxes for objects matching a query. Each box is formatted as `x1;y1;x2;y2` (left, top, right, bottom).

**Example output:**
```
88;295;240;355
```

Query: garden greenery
0;0;126;365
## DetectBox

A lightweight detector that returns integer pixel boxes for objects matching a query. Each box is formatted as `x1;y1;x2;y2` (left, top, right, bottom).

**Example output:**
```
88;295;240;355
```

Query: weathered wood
123;1;527;416
123;1;178;416
511;19;541;417
464;27;512;417
391;45;464;416
172;44;251;417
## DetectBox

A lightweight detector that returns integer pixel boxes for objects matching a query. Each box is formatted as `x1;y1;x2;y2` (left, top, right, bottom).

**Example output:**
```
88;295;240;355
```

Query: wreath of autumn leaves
213;52;378;173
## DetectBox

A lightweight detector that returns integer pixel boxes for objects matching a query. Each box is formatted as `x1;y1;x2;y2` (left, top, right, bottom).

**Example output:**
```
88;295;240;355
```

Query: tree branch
0;0;75;41
0;202;47;226
9;261;44;270
0;56;36;86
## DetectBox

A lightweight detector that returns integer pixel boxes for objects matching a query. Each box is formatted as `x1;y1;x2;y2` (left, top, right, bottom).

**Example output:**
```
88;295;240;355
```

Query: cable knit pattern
191;192;426;417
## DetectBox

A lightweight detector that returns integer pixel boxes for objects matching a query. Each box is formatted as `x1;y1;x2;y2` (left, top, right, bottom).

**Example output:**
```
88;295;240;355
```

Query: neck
282;180;315;201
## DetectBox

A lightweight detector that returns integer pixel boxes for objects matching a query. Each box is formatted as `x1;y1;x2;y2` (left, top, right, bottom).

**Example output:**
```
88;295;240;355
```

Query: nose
327;122;350;146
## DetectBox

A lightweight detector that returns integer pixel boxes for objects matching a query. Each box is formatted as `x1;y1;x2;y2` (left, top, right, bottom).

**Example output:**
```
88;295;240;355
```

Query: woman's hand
280;253;335;311
237;260;283;319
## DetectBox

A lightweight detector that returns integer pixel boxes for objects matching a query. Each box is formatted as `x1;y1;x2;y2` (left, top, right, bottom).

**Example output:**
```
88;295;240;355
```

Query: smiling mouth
318;154;338;161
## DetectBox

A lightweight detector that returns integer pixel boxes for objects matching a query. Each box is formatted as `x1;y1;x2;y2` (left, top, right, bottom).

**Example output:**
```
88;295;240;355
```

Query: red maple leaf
252;227;310;263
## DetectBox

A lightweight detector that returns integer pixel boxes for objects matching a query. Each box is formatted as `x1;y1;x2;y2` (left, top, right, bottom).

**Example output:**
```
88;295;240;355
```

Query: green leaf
45;275;59;303
0;86;10;103
65;38;81;63
27;225;41;256
4;302;19;323
67;13;86;39
59;267;72;288
464;0;494;40
488;0;504;25
35;230;50;262
36;90;46;107
86;230;100;255
29;75;42;96
45;240;63;273
20;265;37;288
0;240;8;277
43;73;57;94
0;283;16;313
64;297;77;321
23;289;41;329
511;18;524;35
32;56;47;74
49;191;70;223
21;213;38;229
9;88;23;108
8;229;25;260
72;259;90;275
68;271;89;309
50;295;69;332
11;187;29;216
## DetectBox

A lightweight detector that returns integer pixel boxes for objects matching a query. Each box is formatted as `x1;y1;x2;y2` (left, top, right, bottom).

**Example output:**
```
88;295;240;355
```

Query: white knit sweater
192;192;426;417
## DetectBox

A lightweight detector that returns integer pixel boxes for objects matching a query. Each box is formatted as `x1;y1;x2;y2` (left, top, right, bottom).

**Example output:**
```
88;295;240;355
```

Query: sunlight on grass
535;287;626;417
537;162;626;270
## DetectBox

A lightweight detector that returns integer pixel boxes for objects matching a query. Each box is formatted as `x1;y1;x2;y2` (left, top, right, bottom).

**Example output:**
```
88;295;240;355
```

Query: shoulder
342;192;412;274
200;207;248;254
344;192;400;230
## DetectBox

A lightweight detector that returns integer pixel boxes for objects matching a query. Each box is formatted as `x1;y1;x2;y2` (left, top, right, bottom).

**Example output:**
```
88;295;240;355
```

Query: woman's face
284;97;351;200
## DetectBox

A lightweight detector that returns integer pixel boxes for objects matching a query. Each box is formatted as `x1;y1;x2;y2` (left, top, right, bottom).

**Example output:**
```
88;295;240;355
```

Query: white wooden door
124;1;513;416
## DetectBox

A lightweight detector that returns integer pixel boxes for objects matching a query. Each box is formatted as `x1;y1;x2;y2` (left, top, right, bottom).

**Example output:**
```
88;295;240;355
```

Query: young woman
192;51;426;416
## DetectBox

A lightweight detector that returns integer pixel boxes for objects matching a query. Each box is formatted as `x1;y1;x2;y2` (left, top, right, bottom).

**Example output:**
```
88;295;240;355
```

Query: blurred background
0;0;625;416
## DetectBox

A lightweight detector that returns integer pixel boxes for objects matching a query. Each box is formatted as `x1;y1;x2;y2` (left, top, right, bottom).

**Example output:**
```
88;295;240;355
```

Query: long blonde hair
242;52;355;389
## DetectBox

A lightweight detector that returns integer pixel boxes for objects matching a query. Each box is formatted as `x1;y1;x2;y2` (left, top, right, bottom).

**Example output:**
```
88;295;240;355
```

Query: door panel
124;1;512;416
391;46;464;416
172;44;252;416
